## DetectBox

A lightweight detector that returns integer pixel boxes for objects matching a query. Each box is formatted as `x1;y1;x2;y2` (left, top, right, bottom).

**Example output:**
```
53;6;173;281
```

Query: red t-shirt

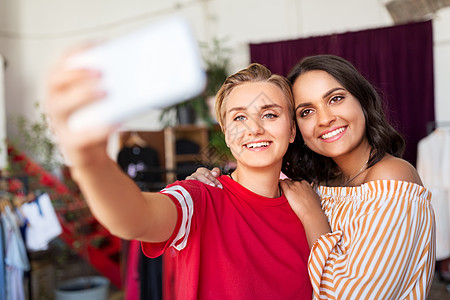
142;175;312;299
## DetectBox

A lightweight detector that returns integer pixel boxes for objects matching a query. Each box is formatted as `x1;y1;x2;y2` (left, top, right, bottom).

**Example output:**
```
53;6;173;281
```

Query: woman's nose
247;117;265;135
317;106;336;126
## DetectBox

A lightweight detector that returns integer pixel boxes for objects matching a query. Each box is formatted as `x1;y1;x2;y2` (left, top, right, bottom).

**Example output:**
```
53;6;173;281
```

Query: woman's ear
289;123;296;143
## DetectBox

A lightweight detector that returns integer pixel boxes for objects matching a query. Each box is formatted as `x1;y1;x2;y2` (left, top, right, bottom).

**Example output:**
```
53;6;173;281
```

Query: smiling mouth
245;141;271;149
320;127;346;140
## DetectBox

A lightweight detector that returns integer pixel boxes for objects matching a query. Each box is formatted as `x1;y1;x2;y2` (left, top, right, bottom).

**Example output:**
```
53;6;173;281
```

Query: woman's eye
330;95;344;104
299;109;313;118
234;115;246;122
263;112;278;119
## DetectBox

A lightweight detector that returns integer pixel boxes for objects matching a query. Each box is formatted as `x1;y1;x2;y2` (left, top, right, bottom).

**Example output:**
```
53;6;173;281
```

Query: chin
244;158;282;169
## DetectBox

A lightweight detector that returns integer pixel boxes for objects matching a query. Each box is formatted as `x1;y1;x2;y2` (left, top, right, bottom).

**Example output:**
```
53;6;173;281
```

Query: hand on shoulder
185;167;223;188
365;155;423;186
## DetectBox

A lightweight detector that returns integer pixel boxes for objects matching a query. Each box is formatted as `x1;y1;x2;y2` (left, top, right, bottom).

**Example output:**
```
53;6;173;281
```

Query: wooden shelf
176;154;204;163
120;125;210;184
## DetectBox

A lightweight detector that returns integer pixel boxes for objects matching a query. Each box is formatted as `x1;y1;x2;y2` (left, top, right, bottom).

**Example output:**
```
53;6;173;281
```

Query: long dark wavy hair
281;54;405;184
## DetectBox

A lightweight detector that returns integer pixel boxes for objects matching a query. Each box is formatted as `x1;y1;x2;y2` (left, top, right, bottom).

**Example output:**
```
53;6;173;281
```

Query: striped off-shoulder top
310;180;435;300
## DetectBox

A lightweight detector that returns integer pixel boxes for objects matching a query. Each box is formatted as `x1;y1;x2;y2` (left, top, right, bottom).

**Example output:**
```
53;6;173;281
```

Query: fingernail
212;171;218;177
218;184;223;189
209;183;216;187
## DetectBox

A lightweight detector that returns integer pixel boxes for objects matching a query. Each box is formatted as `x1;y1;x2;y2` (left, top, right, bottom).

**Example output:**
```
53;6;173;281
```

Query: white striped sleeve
161;185;194;251
308;230;343;296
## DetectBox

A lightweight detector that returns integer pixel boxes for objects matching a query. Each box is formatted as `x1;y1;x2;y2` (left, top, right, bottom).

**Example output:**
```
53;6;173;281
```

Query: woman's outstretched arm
45;50;177;242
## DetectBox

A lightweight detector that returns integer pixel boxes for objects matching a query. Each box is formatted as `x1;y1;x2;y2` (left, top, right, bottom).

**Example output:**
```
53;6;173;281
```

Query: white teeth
246;141;270;148
321;127;345;140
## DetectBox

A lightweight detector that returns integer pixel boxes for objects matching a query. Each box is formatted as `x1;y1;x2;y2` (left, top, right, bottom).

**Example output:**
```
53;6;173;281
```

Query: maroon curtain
250;20;434;165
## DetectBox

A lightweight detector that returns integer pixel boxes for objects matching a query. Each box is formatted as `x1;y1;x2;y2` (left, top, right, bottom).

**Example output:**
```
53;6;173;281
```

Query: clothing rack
426;121;450;134
0;175;32;300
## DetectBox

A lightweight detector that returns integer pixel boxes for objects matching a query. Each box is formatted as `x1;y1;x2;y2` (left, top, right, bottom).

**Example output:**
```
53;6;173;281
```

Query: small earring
304;142;308;148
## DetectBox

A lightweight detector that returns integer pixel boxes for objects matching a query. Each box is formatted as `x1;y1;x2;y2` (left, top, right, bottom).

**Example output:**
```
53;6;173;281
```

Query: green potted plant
160;37;232;127
201;37;231;98
11;103;63;174
200;37;235;167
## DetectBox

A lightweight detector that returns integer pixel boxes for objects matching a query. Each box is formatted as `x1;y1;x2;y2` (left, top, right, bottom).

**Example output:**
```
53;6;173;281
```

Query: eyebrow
294;87;346;112
323;87;345;99
227;103;282;114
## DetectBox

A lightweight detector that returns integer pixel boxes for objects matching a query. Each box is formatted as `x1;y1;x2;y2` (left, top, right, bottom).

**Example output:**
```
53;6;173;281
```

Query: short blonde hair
215;63;294;130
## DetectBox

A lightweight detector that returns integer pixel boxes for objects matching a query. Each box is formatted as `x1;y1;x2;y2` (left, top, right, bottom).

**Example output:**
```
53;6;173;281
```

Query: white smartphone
66;16;206;132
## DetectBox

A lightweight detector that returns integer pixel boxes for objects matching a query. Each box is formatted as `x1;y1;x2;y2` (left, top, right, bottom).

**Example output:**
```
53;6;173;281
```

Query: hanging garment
21;193;62;251
124;240;140;300
2;206;30;300
175;139;200;180
417;128;450;261
118;145;163;300
117;146;162;192
139;251;162;300
0;215;6;300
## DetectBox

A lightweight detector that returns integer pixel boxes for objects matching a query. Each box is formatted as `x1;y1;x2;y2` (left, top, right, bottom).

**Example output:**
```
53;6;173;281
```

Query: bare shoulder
365;155;423;186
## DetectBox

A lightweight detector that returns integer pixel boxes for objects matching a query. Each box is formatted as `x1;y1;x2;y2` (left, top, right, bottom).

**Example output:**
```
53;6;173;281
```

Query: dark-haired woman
189;55;435;299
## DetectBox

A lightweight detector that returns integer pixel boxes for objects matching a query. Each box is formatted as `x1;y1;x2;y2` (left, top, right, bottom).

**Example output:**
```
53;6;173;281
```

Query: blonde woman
46;61;314;299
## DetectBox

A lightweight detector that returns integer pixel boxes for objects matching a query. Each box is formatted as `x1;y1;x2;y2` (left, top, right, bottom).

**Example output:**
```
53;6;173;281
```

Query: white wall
0;54;6;168
0;0;449;137
433;7;450;122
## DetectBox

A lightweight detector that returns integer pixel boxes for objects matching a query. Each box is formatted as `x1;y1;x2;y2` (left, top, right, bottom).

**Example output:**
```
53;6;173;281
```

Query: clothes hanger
427;121;450;134
125;131;148;148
